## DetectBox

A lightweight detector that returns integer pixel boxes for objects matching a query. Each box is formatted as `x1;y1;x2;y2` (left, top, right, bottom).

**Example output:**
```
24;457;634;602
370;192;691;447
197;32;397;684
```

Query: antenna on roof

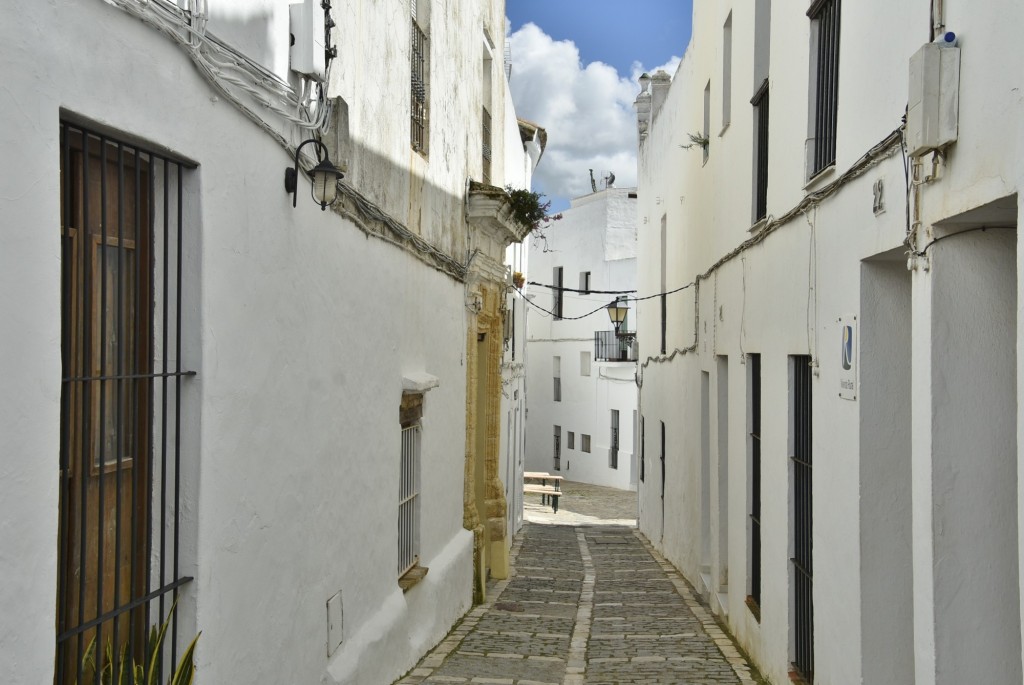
605;171;615;188
589;169;597;193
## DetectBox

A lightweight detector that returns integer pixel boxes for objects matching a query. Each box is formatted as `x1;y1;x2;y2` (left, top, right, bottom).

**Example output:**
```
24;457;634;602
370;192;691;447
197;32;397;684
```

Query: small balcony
594;330;638;362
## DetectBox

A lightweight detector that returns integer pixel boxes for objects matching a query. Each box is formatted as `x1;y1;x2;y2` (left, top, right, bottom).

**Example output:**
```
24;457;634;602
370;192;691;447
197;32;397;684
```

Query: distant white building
0;1;537;684
525;187;639;491
635;2;1024;684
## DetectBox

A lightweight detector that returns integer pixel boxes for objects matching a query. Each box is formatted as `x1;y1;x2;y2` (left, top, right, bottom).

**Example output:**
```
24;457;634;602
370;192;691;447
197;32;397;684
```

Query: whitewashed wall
526;188;638;491
0;1;522;683
636;1;1023;684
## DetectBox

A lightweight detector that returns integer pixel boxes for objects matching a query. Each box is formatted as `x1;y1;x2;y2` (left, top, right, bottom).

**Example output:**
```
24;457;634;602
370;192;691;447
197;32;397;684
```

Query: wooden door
57;128;152;683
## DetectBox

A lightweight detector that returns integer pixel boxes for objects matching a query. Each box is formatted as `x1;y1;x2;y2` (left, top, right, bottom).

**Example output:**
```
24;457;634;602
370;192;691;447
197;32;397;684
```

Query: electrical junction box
906;43;960;157
290;0;326;81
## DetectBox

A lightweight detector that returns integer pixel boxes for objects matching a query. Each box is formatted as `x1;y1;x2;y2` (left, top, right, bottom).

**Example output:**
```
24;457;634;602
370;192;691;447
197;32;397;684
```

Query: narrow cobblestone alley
395;483;760;685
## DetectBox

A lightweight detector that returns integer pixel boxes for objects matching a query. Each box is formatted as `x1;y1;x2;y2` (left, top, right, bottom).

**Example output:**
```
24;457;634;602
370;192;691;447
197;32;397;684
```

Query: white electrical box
906;43;960;157
290;0;326;81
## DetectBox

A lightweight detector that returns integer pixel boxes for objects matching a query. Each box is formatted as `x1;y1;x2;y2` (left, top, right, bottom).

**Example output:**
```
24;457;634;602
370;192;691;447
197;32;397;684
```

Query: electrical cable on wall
514;282;695;321
637;125;904;372
107;0;333;135
910;225;1016;256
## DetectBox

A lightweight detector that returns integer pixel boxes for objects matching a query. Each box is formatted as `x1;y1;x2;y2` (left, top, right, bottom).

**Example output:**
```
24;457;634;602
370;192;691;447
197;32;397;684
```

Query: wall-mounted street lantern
606;297;630;334
284;138;344;211
606;297;637;357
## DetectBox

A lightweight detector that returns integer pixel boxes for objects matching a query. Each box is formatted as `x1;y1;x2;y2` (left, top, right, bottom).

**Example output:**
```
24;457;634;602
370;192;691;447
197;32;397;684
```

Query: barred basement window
56;121;196;685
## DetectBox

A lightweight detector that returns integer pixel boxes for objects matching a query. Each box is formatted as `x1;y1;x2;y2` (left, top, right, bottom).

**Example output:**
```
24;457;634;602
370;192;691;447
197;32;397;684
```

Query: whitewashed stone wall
636;2;1023;684
0;1;528;683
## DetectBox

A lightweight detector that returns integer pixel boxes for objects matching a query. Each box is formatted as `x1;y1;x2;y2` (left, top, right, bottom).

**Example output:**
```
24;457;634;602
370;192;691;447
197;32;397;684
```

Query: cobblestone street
395;483;761;685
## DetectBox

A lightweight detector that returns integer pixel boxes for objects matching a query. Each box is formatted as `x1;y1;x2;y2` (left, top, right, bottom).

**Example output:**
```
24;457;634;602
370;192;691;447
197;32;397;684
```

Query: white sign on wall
839;314;857;401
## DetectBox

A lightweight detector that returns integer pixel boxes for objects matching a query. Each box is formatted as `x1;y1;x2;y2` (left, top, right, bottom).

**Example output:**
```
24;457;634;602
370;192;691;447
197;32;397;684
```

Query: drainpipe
931;0;944;40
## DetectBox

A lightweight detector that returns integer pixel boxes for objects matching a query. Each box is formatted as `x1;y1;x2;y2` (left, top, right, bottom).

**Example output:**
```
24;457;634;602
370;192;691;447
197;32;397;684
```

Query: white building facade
0;1;535;683
526;188;639;491
635;1;1024;684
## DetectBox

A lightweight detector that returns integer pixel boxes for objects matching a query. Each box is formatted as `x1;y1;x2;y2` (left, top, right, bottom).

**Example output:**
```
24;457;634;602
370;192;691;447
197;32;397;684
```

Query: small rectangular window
580;271;591;294
582;434;591;453
568;431;575;449
553;266;564;319
610;409;620;469
640;416;646;482
553;356;561;402
554;425;562;471
580;351;591;376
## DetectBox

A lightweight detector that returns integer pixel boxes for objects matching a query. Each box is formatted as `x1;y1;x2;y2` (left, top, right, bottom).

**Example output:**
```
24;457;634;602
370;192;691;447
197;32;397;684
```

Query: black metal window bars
752;79;770;222
792;355;814;681
809;0;841;176
57;121;195;685
748;354;762;613
411;17;429;153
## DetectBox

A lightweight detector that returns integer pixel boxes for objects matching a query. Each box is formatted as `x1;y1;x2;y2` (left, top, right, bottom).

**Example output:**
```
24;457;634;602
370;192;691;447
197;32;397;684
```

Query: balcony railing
594;331;638;362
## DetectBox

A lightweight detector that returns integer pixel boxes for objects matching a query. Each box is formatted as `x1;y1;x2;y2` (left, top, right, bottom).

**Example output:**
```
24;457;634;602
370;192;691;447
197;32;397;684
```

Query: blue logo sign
841;325;854;371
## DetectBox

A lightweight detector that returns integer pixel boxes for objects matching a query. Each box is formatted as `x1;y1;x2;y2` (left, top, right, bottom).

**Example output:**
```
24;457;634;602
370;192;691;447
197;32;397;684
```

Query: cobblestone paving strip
394;520;759;685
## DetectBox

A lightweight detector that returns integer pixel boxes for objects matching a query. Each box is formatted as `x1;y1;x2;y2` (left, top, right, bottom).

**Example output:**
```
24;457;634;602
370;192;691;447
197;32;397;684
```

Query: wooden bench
523;472;564;512
523;484;562;513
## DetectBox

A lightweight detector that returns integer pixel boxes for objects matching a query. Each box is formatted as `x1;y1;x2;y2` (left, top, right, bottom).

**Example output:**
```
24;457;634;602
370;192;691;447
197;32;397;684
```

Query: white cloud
508;23;680;204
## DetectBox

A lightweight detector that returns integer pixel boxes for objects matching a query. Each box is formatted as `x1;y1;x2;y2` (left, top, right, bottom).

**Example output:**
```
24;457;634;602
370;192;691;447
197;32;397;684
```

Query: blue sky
507;1;693;78
506;1;693;210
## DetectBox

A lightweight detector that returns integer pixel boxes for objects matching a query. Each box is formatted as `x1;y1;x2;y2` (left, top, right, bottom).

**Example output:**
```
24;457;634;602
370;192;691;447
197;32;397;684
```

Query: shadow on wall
198;11;506;266
320;101;494;264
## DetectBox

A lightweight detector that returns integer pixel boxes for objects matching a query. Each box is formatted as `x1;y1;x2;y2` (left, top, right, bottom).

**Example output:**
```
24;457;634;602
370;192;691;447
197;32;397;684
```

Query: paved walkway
395;482;761;685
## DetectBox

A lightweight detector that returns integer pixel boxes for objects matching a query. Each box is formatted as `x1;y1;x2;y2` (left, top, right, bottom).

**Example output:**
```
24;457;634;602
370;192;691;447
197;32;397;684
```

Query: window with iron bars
808;0;841;177
482;106;492;184
399;394;423;578
56;121;196;685
553;426;561;471
747;353;762;620
752;79;770;222
553;267;564;319
609;410;619;469
791;355;814;681
410;11;429;154
640;417;645;482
